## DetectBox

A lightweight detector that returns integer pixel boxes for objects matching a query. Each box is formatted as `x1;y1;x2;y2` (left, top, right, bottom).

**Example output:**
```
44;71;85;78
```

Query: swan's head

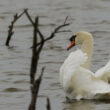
67;31;92;50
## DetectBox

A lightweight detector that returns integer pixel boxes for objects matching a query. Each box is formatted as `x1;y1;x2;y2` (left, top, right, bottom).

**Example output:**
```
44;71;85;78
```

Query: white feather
95;60;110;82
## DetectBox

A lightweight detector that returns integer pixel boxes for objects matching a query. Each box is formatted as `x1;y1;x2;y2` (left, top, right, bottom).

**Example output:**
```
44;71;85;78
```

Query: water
1;0;110;110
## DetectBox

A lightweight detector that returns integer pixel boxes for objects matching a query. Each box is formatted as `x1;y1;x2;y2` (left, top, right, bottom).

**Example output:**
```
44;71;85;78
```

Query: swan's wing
71;67;110;99
60;49;88;89
95;60;110;83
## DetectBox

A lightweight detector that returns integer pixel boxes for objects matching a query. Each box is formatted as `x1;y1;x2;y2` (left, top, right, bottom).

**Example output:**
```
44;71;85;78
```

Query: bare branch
24;10;70;48
28;16;70;110
35;16;70;47
6;10;70;110
25;13;70;48
29;16;46;110
36;23;70;47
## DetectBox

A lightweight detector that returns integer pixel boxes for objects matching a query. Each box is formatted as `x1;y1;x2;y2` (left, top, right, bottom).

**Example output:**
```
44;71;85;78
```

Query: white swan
60;31;110;100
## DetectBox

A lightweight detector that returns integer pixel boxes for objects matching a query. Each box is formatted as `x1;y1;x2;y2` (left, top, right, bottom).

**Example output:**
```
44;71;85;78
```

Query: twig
5;10;26;46
36;17;70;47
64;16;68;25
46;97;51;110
35;23;70;47
24;9;34;25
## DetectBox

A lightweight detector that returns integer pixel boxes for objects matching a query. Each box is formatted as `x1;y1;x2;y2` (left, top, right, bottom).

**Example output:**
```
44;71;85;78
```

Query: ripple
2;11;15;15
3;88;27;92
85;20;110;25
7;72;27;76
101;0;110;2
50;82;60;87
38;95;47;98
14;24;33;28
44;76;54;79
39;23;56;27
0;16;6;19
40;61;62;64
91;31;110;35
13;80;29;84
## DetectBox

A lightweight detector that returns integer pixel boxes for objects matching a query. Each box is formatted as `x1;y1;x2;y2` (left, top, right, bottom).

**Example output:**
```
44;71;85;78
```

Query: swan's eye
70;35;76;42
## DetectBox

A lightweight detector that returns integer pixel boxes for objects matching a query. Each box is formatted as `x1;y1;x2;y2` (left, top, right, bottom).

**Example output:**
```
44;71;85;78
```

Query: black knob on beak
69;35;76;42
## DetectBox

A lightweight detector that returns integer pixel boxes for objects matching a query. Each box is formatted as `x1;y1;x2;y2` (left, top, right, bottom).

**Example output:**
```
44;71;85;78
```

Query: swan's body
60;31;110;100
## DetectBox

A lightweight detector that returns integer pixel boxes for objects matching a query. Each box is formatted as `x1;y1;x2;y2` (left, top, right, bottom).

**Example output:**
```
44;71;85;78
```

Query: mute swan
60;31;110;100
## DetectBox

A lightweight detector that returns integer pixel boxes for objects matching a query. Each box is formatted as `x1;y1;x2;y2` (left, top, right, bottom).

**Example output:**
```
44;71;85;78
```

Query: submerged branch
29;67;45;110
46;97;51;110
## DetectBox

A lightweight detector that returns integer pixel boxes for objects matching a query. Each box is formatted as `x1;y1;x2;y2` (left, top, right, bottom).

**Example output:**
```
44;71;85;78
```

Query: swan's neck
81;35;93;69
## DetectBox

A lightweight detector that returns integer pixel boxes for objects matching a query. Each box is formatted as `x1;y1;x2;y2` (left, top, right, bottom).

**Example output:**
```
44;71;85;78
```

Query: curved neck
81;35;93;69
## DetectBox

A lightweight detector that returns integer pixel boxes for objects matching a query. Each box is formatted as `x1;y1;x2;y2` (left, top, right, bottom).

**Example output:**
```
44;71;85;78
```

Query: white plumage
60;31;110;100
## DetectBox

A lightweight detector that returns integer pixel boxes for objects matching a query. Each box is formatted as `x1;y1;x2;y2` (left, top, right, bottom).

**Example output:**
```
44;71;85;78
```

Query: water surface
1;0;110;110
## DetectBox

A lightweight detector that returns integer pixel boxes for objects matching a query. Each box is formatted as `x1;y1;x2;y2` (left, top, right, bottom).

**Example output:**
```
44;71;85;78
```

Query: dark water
1;0;110;110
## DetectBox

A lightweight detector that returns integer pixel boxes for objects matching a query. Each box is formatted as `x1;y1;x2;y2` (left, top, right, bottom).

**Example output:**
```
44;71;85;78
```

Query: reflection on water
1;0;110;110
62;100;110;110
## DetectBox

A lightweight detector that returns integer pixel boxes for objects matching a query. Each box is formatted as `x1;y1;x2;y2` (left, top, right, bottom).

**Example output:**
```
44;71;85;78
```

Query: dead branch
5;10;26;46
28;16;45;110
6;9;70;110
5;9;70;48
28;17;39;110
46;97;51;110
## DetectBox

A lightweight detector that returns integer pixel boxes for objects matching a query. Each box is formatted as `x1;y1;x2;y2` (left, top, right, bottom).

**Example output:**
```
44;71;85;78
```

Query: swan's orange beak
67;41;75;50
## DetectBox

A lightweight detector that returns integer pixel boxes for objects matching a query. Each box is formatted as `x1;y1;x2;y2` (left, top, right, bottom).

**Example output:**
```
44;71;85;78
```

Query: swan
60;31;110;100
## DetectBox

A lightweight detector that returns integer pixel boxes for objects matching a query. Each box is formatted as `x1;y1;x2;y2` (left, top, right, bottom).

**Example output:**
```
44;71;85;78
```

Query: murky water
1;0;110;110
